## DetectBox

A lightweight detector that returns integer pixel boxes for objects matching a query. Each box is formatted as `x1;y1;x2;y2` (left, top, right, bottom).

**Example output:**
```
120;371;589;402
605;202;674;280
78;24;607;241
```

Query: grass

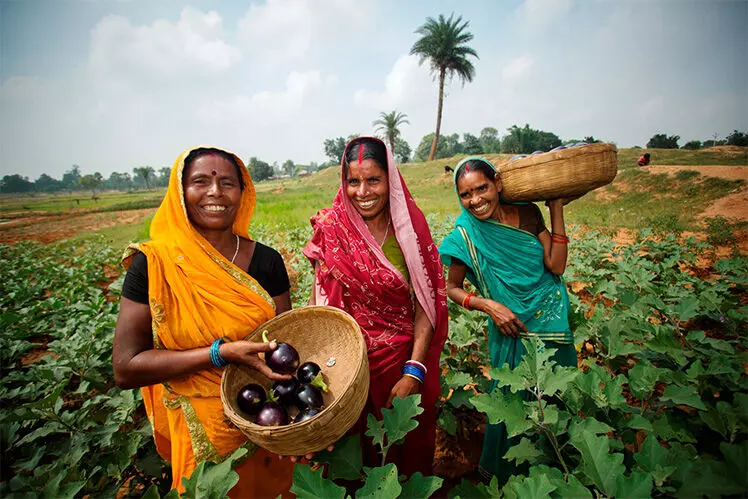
0;189;166;217
3;147;746;243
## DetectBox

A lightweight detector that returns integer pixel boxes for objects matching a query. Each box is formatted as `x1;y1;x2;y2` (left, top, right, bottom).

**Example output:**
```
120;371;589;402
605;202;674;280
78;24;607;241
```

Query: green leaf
569;432;625;496
41;469;85;499
290;463;346;499
721;441;748;490
448;476;501;498
381;394;424;446
678;459;744;497
568;417;614;440
627;359;667;399
672;296;700;321
438;408;458;436
626;414;653;431
470;390;532;437
543;367;579;398
180;447;247;499
313;434;363;480
504;437;543;465
661;385;706;410
445;371;473;388
365;412;385;452
615;469;653;499
487;363;527;393
356;463;401;499
142;485;162;499
502;473;556;499
526;465;592;499
634;435;668;472
652;414;696;443
399;472;443;499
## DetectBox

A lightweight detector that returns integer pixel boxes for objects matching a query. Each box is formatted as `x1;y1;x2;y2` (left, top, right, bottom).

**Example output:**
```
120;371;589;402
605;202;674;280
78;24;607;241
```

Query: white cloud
197;70;328;124
354;54;434;110
501;55;534;81
89;7;241;79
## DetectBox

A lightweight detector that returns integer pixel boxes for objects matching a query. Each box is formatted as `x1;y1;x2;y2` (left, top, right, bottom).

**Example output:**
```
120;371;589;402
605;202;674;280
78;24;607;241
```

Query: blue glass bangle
402;364;425;383
210;338;228;367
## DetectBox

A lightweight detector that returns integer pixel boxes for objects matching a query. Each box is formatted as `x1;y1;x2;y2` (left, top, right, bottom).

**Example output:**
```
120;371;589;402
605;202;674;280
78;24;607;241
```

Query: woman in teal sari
439;156;577;483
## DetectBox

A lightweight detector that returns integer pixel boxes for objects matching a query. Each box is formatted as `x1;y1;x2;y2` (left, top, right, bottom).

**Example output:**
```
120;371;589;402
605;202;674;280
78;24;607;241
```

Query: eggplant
295;384;324;411
550;145;567;151
262;330;299;374
271;377;301;406
256;402;289;426
297;362;328;392
236;383;266;415
293;407;322;423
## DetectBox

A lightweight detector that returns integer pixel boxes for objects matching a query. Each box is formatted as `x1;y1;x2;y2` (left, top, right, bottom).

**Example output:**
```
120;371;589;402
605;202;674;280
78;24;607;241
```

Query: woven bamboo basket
220;306;369;456
496;143;618;202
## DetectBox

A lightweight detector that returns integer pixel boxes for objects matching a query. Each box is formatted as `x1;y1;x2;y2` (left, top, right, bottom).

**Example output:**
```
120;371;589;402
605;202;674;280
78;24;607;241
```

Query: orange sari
123;146;292;497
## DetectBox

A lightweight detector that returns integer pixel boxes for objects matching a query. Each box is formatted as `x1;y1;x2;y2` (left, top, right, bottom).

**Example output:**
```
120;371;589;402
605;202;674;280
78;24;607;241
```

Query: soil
0;208;154;245
643;165;748;222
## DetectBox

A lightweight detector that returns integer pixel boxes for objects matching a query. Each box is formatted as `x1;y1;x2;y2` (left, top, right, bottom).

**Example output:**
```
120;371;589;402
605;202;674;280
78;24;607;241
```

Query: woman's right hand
478;299;527;338
221;340;292;381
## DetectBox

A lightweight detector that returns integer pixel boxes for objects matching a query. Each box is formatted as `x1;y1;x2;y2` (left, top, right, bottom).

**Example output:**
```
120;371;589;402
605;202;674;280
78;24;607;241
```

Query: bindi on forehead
211;170;217;176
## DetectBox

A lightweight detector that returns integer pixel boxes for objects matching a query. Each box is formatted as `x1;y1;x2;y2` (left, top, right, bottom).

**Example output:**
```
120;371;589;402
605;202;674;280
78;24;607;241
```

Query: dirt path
644;165;747;221
0;208;154;244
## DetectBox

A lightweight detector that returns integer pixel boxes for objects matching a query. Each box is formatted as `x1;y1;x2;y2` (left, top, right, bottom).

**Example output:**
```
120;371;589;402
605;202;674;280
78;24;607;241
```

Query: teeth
203;205;226;212
358;200;376;209
472;204;490;214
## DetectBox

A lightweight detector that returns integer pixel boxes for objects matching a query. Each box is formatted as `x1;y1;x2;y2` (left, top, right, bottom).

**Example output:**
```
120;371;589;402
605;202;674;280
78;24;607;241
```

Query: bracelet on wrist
401;363;425;383
461;292;476;310
210;337;231;368
405;359;427;375
551;233;570;244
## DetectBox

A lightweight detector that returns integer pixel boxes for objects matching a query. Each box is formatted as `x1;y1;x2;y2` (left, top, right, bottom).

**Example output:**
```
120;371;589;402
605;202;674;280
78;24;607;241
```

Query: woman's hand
545;194;581;208
280;445;335;463
385;375;421;408
479;299;527;338
221;340;292;381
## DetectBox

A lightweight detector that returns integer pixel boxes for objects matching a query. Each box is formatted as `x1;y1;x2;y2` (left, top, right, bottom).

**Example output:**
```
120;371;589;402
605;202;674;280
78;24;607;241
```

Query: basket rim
496;142;617;174
220;305;367;434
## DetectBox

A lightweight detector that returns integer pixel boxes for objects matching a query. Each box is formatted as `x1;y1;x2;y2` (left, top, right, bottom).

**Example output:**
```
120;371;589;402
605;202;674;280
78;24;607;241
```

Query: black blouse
121;242;290;304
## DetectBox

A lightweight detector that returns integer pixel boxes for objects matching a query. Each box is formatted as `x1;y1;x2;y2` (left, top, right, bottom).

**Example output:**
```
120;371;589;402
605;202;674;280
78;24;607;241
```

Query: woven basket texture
220;306;369;456
496;143;618;202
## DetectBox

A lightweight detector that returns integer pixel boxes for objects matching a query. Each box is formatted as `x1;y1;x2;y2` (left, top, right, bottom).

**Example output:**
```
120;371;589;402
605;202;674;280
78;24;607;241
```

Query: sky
0;0;746;179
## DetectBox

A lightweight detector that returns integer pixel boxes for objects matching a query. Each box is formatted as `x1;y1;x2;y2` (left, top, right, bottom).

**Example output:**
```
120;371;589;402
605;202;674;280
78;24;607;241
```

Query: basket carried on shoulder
220;306;369;456
497;143;618;202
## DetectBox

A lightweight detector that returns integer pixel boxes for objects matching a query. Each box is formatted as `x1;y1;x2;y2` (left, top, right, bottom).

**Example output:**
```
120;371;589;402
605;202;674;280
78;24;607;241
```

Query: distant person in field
303;136;448;475
637;152;651;166
439;157;577;484
112;146;294;497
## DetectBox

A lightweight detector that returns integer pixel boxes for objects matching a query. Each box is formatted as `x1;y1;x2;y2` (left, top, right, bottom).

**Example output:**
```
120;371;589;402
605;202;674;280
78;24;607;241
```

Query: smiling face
345;158;389;220
183;154;242;234
456;170;503;220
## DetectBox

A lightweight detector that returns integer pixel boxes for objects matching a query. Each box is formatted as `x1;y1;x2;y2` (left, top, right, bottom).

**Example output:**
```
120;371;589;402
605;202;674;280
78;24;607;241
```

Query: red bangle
551;233;569;244
461;292;475;310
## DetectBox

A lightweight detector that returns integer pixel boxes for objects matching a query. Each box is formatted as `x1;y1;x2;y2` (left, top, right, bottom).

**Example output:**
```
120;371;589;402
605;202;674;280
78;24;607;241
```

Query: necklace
378;218;390;247
230;234;240;264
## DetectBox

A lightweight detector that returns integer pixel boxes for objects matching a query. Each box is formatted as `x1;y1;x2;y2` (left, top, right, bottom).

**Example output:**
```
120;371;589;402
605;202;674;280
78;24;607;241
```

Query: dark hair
643;153;650;159
182;147;245;191
343;138;388;173
455;158;498;184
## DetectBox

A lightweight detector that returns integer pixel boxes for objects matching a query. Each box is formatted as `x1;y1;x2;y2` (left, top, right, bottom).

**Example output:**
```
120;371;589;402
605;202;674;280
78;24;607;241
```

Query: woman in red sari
303;136;448;475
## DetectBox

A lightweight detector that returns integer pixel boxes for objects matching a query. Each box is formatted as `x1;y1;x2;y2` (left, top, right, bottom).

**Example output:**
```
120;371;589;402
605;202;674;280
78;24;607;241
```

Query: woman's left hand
385;375;421;408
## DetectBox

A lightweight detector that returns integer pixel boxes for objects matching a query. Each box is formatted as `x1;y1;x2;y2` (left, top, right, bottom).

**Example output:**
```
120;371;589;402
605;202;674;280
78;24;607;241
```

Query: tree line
646;130;748;150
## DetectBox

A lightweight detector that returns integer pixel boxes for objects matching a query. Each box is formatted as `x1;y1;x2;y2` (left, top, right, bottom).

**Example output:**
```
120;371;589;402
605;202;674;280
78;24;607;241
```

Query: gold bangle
403;373;423;384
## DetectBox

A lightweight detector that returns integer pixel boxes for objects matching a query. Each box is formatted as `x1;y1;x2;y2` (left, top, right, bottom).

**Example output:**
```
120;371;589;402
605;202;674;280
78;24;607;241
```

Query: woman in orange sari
113;146;293;497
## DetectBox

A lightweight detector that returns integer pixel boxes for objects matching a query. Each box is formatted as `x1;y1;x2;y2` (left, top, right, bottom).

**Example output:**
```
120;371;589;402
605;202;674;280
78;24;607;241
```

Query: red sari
303;137;448;475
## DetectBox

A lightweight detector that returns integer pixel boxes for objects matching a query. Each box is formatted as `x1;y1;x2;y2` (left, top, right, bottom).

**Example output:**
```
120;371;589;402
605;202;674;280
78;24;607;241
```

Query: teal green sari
438;157;577;483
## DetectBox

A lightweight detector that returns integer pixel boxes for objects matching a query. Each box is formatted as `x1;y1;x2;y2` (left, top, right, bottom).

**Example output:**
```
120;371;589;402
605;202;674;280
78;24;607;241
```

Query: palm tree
372;110;410;154
410;13;478;161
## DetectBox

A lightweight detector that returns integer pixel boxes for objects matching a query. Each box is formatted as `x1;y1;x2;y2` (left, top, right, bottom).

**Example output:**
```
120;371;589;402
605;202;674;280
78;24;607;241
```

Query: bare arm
446;261;526;338
386;297;434;407
113;297;290;390
272;290;292;314
539;199;568;275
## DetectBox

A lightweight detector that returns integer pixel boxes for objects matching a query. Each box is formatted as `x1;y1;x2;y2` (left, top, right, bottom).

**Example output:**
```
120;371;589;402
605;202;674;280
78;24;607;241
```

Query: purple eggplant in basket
262;330;299;374
293;407;322;423
296;384;324;411
256;402;289;426
237;383;266;415
297;362;328;392
271;377;301;406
